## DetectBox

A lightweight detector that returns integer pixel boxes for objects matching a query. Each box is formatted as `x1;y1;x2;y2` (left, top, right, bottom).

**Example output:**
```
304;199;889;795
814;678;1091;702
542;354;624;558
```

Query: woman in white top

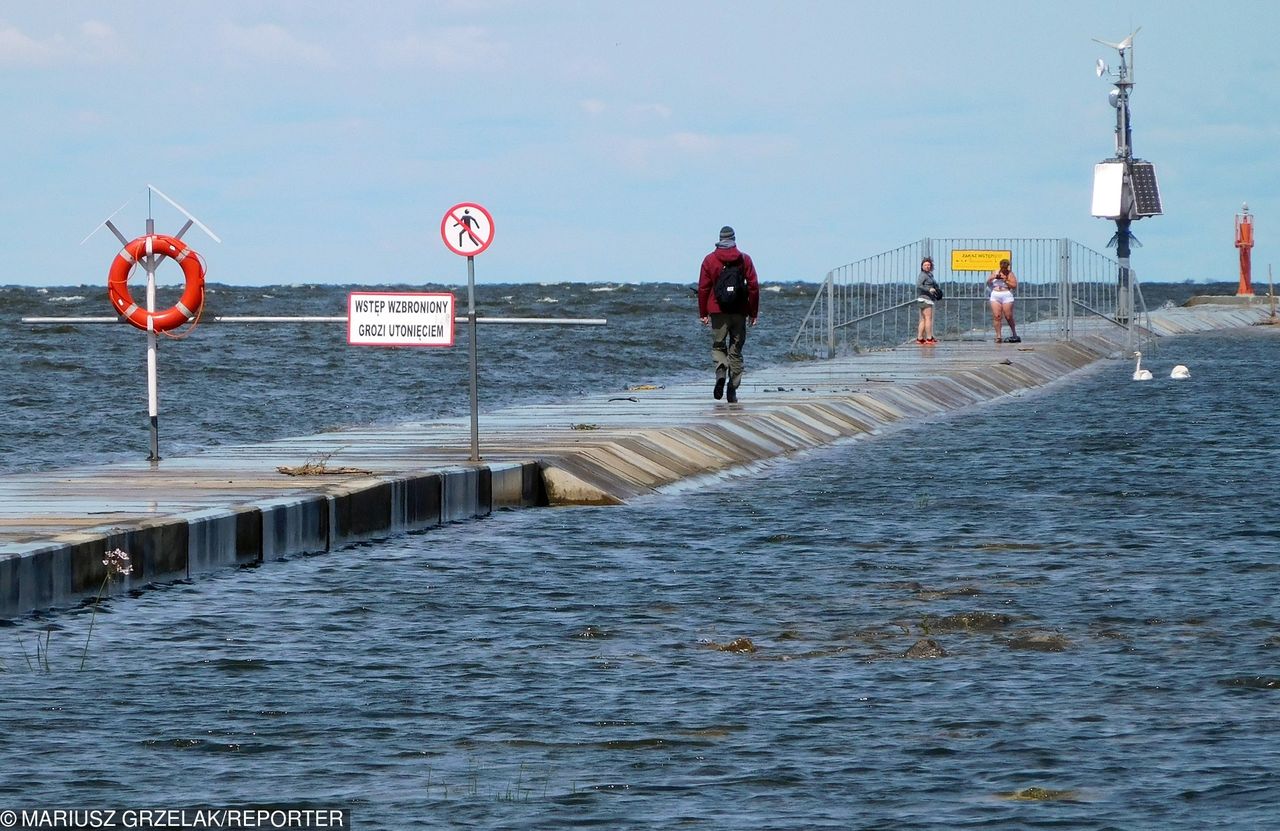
986;259;1020;343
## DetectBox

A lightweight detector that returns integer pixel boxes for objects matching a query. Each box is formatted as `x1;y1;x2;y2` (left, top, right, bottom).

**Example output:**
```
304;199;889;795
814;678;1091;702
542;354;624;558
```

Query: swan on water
1132;351;1153;381
1171;364;1190;379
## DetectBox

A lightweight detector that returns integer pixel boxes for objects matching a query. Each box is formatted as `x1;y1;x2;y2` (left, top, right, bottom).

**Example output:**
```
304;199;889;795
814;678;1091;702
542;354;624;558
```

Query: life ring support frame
107;234;206;333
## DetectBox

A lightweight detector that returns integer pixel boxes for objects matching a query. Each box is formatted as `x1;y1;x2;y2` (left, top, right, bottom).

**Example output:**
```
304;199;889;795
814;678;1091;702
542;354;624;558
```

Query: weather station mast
1089;28;1162;323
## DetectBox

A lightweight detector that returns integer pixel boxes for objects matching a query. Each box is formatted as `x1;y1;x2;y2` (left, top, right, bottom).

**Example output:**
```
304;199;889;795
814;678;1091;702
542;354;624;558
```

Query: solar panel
1129;162;1162;216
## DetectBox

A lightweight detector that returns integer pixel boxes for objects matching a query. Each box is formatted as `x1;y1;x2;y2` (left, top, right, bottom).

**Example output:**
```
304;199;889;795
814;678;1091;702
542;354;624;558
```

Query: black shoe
1005;335;1021;343
713;377;726;400
726;384;738;404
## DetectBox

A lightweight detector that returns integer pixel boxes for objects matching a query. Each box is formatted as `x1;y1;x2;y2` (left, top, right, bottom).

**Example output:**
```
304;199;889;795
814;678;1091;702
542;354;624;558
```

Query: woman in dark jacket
916;256;940;344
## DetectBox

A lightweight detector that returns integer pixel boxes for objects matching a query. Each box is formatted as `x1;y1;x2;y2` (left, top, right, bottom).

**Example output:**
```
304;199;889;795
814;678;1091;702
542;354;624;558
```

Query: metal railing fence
789;237;1153;358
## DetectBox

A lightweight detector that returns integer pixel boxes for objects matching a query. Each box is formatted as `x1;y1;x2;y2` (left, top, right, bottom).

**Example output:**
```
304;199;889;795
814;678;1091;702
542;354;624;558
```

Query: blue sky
2;1;1277;287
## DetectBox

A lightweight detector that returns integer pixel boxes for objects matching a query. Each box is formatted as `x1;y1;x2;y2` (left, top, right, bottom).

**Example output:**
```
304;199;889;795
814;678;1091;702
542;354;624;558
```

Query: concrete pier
0;301;1270;618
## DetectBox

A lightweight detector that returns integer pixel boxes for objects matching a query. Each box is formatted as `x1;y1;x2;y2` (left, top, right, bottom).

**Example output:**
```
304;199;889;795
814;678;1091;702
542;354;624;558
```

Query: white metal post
144;218;160;461
825;272;835;359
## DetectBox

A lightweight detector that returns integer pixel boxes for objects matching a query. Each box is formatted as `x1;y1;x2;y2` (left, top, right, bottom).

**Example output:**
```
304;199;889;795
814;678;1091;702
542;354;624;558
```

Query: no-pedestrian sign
348;292;455;347
440;202;494;257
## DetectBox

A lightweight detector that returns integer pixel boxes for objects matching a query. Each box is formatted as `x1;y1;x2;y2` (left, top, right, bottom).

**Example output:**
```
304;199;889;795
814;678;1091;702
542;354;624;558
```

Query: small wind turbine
1092;27;1139;51
1092;27;1140;80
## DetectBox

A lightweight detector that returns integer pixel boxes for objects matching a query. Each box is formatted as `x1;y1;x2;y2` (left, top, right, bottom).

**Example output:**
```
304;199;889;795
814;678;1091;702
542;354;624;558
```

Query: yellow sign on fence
950;249;1012;272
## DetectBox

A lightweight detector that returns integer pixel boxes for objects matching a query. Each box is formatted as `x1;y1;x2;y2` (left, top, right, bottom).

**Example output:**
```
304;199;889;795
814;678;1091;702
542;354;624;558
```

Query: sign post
84;186;220;462
440;202;495;462
29;197;606;464
143;215;159;460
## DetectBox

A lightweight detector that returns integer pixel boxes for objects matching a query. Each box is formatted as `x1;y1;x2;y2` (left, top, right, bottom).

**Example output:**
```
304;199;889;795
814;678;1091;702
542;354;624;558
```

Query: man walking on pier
698;225;760;403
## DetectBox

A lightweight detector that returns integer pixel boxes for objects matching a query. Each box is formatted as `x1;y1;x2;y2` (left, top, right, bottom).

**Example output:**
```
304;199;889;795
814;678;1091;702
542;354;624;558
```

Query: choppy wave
1;326;1277;831
0;280;1253;477
2;281;1278;830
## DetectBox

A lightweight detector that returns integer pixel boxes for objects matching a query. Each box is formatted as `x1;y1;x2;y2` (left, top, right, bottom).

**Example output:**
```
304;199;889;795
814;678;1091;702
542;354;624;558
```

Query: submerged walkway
0;301;1270;617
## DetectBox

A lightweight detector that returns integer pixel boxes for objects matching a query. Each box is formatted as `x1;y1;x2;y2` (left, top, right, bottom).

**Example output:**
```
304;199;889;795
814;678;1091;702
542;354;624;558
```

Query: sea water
1;283;1277;829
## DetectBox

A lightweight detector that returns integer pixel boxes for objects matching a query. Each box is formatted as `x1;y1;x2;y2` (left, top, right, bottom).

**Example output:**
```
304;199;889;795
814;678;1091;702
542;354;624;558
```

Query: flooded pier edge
1;300;1271;619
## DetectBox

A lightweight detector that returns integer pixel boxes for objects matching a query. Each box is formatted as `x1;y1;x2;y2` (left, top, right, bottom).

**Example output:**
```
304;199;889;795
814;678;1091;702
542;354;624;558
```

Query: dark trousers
709;313;748;388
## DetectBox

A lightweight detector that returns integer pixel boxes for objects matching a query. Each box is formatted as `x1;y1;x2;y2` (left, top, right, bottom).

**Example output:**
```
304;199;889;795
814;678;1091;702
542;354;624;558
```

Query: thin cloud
1147;121;1280;145
378;26;507;70
609;131;785;173
610;132;719;171
668;131;717;153
580;100;673;120
76;20;126;64
630;103;673;119
0;20;122;66
0;22;60;65
217;22;331;68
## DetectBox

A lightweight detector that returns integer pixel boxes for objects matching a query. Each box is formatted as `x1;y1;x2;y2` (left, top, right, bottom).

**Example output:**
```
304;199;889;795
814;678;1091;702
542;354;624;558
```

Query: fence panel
789;237;1153;358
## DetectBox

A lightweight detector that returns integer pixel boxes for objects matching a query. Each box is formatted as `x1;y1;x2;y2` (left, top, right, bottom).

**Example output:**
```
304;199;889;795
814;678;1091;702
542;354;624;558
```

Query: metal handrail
790;237;1148;358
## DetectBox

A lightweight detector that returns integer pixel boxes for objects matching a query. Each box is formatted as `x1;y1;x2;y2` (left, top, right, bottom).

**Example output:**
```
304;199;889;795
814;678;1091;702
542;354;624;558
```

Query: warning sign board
440;202;494;257
950;249;1012;272
348;292;455;347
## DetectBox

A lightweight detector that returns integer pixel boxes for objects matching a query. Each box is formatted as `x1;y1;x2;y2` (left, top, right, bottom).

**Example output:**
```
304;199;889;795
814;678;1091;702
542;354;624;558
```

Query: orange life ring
107;234;205;332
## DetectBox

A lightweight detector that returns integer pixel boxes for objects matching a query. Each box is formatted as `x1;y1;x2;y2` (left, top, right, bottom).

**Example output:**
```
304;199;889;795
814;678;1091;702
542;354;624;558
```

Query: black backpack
714;257;748;311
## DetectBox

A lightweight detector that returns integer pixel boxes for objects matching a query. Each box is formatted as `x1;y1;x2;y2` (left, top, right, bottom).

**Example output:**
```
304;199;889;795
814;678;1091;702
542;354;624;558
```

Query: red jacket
698;246;760;318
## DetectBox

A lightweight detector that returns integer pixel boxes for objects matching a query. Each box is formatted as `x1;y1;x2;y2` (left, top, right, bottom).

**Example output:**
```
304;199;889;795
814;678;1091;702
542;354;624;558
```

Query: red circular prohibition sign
440;202;494;257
